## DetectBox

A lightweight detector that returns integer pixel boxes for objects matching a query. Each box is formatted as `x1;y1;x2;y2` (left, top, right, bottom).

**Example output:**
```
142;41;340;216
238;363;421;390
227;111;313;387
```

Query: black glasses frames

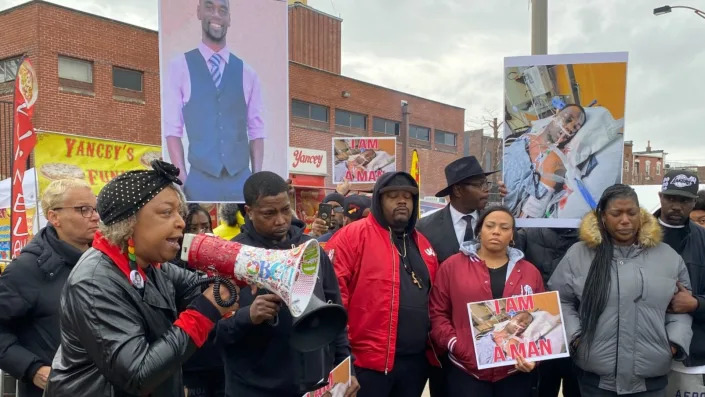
52;206;97;218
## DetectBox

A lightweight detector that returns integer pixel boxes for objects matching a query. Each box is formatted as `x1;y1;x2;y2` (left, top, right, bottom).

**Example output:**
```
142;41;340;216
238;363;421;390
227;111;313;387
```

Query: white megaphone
181;233;347;352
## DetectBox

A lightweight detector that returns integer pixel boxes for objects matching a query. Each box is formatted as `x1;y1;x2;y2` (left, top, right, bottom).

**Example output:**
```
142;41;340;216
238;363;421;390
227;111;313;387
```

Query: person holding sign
429;206;544;397
549;184;693;397
164;0;265;202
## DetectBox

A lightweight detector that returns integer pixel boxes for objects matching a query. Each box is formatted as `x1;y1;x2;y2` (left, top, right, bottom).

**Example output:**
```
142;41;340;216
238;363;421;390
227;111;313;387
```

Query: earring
127;237;136;263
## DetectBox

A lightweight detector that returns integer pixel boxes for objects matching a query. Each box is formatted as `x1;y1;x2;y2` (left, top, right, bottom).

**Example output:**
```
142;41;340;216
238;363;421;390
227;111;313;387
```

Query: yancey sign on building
288;147;327;176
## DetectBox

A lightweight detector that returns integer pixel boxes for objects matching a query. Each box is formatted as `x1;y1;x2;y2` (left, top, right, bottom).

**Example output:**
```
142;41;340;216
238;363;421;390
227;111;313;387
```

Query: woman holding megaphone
45;160;239;397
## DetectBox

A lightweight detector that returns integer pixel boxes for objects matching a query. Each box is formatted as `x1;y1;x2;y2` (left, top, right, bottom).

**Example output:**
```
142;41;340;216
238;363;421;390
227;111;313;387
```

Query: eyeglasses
332;206;344;213
462;180;493;191
52;206;98;218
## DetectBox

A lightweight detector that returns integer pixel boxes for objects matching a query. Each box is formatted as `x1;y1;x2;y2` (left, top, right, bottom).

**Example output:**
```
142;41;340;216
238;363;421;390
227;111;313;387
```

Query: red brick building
0;0;160;179
287;2;465;198
1;0;467;199
630;141;666;185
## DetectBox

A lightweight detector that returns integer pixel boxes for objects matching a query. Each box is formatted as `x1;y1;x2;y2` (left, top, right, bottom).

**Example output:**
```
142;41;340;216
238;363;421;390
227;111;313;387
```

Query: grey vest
183;49;249;177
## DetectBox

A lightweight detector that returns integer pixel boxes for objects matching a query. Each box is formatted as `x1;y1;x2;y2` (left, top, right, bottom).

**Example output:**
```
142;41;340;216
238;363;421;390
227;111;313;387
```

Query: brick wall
0;1;160;177
623;142;633;184
288;3;341;74
2;1;466;198
632;154;663;185
289;62;465;198
466;130;502;181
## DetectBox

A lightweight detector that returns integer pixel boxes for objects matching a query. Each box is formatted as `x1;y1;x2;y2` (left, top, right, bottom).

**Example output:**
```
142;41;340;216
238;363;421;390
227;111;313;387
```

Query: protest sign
468;291;569;370
1;206;36;262
302;357;352;397
159;0;289;202
502;52;627;228
332;137;396;184
34;131;161;196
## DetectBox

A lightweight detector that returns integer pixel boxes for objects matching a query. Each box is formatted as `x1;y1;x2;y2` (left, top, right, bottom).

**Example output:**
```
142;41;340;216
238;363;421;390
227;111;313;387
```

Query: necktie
209;54;223;87
462;214;474;242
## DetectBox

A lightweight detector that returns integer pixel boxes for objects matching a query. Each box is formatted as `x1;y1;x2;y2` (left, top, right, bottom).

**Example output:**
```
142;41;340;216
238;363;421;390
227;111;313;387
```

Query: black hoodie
216;217;351;397
371;172;430;357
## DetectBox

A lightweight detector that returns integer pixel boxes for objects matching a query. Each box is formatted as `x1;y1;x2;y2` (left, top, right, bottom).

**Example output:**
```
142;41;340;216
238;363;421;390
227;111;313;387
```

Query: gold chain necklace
389;229;422;289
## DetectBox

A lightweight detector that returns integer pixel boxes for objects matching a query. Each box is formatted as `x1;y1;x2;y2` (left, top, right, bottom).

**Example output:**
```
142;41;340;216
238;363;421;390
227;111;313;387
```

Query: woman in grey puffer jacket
548;184;692;397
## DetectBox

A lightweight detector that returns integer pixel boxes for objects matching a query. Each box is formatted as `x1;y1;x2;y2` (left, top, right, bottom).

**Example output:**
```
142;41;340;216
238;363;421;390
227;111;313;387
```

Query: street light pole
531;0;548;55
654;5;705;19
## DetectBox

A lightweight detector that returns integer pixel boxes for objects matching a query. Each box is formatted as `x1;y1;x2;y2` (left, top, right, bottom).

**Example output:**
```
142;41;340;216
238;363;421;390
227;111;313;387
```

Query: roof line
290;61;465;111
0;0;157;34
288;2;342;22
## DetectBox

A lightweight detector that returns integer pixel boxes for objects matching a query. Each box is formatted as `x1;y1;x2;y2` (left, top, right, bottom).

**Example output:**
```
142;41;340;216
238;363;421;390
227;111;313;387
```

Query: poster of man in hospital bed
502;52;628;228
469;291;569;370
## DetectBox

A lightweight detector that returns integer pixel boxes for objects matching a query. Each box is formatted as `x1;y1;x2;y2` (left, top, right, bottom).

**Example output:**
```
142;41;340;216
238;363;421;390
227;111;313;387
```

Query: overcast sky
2;0;704;163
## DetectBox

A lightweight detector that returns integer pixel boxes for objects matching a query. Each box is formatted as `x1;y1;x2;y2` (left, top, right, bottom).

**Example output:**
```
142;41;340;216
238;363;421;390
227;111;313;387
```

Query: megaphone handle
190;275;239;307
267;301;282;327
267;315;279;327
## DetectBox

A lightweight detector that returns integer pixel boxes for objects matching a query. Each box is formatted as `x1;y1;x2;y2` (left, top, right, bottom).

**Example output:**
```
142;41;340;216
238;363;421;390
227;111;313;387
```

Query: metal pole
531;0;548;55
401;102;410;172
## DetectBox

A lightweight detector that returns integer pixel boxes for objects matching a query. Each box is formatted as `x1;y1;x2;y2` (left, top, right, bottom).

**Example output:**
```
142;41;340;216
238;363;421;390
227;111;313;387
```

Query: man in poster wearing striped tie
164;0;264;202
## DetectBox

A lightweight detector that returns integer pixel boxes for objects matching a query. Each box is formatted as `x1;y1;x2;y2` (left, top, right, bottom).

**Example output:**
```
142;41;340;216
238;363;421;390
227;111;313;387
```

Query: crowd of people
1;155;704;397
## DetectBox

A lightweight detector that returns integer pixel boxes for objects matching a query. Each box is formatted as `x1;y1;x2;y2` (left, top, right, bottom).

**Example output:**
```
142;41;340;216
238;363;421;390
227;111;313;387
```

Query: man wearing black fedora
416;156;503;397
417;156;500;265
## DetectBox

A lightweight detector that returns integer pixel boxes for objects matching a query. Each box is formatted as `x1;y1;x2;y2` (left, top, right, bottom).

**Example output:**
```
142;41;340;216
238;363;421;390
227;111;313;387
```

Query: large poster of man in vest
159;0;288;203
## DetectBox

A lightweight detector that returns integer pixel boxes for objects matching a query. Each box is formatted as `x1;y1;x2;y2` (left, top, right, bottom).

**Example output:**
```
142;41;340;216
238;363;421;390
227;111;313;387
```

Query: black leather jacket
45;247;205;397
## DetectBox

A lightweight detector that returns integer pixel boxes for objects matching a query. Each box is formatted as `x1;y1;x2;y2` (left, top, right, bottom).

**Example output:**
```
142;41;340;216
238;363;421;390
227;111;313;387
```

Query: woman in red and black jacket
430;206;544;397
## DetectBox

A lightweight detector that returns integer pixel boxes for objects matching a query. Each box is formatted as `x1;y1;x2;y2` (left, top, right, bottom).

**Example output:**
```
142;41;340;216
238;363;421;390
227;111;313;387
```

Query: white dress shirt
449;203;478;247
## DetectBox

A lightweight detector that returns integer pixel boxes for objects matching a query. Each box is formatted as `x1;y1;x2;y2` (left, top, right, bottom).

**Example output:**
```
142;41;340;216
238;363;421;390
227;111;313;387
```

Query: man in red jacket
326;172;439;397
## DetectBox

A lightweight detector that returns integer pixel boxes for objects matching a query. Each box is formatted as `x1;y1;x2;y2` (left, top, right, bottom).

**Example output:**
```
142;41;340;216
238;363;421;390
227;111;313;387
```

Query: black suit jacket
417;205;460;265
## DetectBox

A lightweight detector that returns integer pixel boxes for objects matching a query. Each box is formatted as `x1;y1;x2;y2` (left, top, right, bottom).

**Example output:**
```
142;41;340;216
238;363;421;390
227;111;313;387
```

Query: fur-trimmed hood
578;207;663;249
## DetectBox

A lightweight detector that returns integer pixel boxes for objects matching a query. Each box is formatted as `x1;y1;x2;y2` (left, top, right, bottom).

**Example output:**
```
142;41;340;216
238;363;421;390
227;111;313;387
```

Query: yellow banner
1;207;36;263
34;131;161;196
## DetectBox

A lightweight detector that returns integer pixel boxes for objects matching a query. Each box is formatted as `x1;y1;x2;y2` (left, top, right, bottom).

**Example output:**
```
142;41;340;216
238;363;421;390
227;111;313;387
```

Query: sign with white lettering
288;147;328;176
468;291;569;370
332;137;397;184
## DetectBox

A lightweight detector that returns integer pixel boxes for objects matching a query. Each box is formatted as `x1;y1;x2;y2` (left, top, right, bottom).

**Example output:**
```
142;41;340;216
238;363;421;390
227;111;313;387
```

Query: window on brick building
113;67;143;91
373;117;400;136
292;99;328;122
409;125;430;141
58;56;93;83
434;130;457;146
656;162;661;175
646;160;651;176
0;56;22;83
335;109;366;130
634;160;639;175
624;161;629;171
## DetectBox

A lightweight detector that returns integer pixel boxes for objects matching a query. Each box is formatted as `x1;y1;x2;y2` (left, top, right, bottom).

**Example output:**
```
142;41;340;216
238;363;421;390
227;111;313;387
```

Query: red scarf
92;232;160;286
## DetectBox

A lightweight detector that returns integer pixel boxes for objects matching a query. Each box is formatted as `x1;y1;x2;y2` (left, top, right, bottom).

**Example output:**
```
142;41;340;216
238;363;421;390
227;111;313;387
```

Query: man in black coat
217;171;358;397
0;179;99;397
514;227;580;397
417;156;499;266
655;171;705;395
